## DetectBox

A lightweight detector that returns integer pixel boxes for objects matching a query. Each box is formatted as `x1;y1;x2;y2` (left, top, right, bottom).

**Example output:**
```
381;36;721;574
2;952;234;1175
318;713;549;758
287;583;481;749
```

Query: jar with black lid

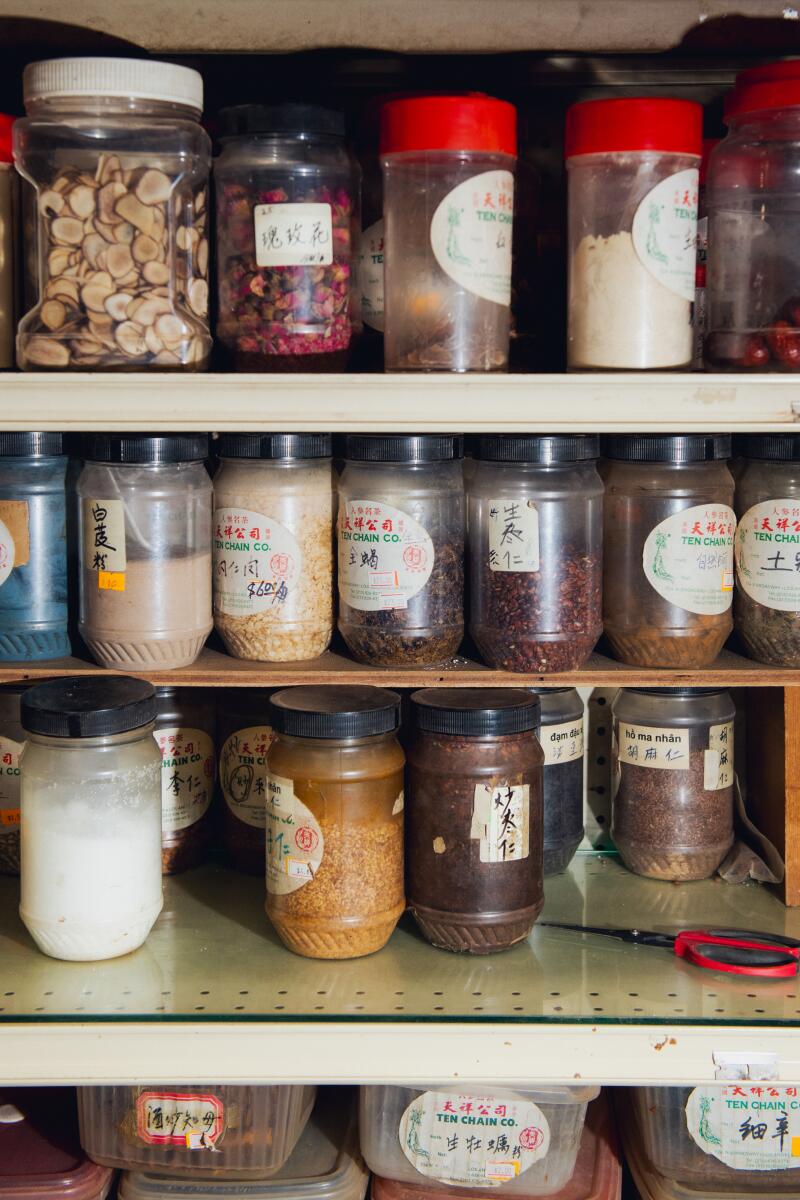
217;687;274;875
602;434;735;668
154;686;215;874
533;687;585;875
407;688;543;954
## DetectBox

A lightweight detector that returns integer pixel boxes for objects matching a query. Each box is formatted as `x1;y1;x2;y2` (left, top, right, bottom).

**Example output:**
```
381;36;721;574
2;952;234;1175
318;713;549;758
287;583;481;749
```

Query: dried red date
766;320;800;368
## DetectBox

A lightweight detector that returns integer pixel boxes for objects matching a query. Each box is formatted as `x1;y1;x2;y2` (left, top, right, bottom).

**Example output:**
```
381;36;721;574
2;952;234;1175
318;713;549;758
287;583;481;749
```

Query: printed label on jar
338;499;434;611
220;725;275;828
618;722;690;771
735;500;800;611
631;167;699;301
0;735;23;828
213;507;302;616
430;170;514;306
136;1091;225;1149
704;721;734;791
685;1084;800;1172
398;1091;550;1186
254;202;333;267
156;726;215;832
471;783;529;863
82;498;126;576
488;498;539;572
359;218;384;332
642;503;735;616
265;772;324;894
0;501;29;575
541;719;584;766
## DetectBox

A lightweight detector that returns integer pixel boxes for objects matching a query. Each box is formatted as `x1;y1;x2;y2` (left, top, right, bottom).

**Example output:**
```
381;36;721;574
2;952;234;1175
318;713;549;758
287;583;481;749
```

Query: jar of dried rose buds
215;104;360;371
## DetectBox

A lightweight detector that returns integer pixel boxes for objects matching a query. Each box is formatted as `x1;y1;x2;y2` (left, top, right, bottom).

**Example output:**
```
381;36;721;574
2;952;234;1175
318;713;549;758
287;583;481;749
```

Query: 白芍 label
471;783;530;863
136;1090;225;1150
541;719;584;766
686;1084;800;1172
254;202;333;268
643;504;735;615
338;500;433;610
220;725;275;828
156;726;215;832
618;722;689;771
430;171;514;306
632;168;699;301
213;507;302;616
735;500;800;611
265;772;324;894
488;498;539;572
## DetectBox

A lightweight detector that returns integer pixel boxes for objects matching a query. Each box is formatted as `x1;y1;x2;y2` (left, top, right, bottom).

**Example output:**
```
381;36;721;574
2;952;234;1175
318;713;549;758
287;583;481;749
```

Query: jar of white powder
19;675;162;961
565;98;702;370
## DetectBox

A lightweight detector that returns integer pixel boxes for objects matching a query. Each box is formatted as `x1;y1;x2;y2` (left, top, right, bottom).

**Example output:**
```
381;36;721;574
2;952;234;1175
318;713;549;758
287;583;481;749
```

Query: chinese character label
254;202;333;268
471;783;530;863
338;499;434;611
642;503;736;616
213;507;302;617
156;726;215;832
632;168;699;301
686;1085;800;1171
618;722;690;771
358;218;385;332
541;719;584;766
735;499;800;611
136;1091;225;1149
488;498;539;572
704;721;734;791
0;734;22;829
430;170;514;305
220;725;275;828
0;500;29;573
265;772;324;895
82;497;126;575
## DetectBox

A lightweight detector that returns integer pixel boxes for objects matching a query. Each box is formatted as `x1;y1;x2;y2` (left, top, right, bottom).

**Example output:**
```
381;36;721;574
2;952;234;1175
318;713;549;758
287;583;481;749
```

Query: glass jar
355;98;385;369
612;687;735;881
602;435;735;667
19;676;162;961
468;434;602;672
0;431;69;661
14;57;211;370
692;138;720;368
154;686;215;875
215;103;359;372
337;434;464;667
534;687;585;876
0;683;27;875
565;98;702;370
266;685;405;960
0;115;16;369
218;687;275;874
381;94;517;371
407;688;543;954
77;433;212;671
213;433;335;662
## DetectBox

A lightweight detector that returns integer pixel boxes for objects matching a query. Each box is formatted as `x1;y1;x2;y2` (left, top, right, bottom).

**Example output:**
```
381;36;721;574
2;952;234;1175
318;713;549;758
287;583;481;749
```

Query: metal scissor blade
539;922;675;948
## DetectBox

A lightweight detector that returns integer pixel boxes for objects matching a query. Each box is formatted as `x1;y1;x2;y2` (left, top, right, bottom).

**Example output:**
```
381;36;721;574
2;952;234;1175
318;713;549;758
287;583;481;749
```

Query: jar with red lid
0;114;16;370
565;98;702;370
380;93;517;372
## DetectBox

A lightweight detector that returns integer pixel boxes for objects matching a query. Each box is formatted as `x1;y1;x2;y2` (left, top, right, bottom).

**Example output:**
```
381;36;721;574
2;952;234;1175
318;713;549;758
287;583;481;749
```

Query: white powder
569;231;692;369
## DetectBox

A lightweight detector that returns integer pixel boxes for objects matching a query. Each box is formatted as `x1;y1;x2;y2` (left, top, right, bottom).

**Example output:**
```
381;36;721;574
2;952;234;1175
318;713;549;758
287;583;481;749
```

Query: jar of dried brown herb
469;434;602;672
337;435;464;666
407;688;543;954
602;435;735;668
217;687;275;875
612;687;735;881
533;686;585;875
155;687;216;874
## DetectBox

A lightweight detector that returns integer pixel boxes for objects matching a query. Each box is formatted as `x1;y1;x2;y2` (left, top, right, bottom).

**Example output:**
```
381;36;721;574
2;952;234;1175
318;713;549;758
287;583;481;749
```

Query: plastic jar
266;685;405;960
692;138;720;368
381;94;517;371
602;435;735;667
19;676;162;961
217;688;275;875
14;57;211;370
0;1089;114;1200
337;434;464;666
612;687;735;881
215;103;359;372
407;688;544;954
468;434;602;673
0;432;70;661
213;433;335;662
565;98;702;370
0;115;16;370
155;686;215;875
0;685;27;875
77;433;212;671
534;687;585;876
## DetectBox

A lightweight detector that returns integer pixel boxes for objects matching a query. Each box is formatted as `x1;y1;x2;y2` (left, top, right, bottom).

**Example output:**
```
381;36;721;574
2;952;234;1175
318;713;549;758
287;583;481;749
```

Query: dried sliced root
115;321;148;357
135;169;172;205
25;337;71;366
40;299;68;330
51;217;84;246
188;277;208;317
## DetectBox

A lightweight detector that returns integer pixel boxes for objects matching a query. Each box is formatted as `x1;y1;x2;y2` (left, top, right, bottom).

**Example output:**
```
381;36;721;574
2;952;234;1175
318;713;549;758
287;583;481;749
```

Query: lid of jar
218;433;332;460
411;688;540;736
345;434;464;463
219;102;345;139
0;432;63;457
727;59;800;119
603;434;731;463
83;433;209;464
564;98;703;158
21;676;157;738
270;685;401;739
477;434;599;463
23;58;203;113
744;433;800;461
380;94;516;156
0;115;13;164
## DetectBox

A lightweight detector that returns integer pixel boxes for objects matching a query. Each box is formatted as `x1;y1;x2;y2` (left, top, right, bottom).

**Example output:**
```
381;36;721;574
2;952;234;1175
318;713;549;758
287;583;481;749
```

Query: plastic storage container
0;685;26;874
381;94;517;372
534;687;585;875
612;687;735;881
359;1084;599;1195
266;685;405;959
213;433;335;661
565;98;702;369
0;115;17;370
337;434;465;666
601;434;735;667
693;138;720;368
77;434;212;671
154;687;215;874
215;104;359;371
78;1085;316;1180
406;688;544;954
217;687;275;875
468;435;602;672
19;676;162;961
14;57;211;370
0;1087;114;1199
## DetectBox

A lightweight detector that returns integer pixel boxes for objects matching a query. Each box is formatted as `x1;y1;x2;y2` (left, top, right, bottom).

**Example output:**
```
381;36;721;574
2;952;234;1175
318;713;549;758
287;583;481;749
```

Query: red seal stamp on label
270;552;292;576
295;825;319;853
403;544;427;570
519;1127;544;1150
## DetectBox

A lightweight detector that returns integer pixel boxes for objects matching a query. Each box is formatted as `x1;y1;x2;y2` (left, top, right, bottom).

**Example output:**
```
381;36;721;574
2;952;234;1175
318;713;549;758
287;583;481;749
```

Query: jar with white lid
566;98;702;370
19;675;162;961
14;56;211;370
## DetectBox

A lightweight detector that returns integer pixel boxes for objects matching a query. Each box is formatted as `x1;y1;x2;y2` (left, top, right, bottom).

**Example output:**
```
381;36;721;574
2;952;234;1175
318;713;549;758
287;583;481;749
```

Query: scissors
540;923;800;978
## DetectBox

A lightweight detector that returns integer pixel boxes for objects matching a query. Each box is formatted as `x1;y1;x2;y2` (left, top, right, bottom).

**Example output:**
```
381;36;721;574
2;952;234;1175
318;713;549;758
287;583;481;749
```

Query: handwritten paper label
735;500;800;611
0;735;22;829
643;503;735;616
338;499;434;611
82;498;126;575
0;518;14;588
618;722;690;771
213;507;302;616
541;719;584;766
705;721;734;791
632;168;699;301
471;783;529;863
430;171;514;305
359;218;385;332
686;1085;800;1172
136;1091;225;1150
0;501;29;570
265;772;324;894
488;498;539;572
156;726;215;832
220;725;275;828
254;202;333;267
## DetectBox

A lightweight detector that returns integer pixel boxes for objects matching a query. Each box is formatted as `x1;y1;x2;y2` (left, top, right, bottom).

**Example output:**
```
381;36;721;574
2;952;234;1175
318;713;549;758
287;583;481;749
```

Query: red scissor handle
674;930;800;978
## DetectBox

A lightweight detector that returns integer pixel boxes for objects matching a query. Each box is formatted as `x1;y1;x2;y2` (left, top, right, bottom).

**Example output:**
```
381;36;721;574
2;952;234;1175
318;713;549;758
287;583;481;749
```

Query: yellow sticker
793;1136;800;1158
98;571;125;592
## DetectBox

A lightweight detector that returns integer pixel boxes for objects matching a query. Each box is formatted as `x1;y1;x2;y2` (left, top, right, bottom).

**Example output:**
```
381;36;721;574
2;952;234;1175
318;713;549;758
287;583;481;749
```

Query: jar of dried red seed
215;104;360;372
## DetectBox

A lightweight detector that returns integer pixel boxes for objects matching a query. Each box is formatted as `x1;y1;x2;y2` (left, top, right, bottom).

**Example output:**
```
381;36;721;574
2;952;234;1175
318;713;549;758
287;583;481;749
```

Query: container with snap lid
213;433;334;662
381;93;517;372
533;687;585;876
19;675;162;961
0;1086;114;1200
611;687;735;881
217;687;275;875
155;687;215;875
468;434;602;672
77;433;212;671
337;434;465;667
215;103;359;372
407;688;543;954
14;57;211;370
601;434;735;667
266;685;405;959
565;98;702;369
0;684;29;875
